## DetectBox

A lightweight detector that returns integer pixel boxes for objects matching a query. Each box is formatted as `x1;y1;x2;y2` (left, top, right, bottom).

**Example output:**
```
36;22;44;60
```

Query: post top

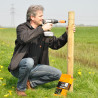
68;11;75;13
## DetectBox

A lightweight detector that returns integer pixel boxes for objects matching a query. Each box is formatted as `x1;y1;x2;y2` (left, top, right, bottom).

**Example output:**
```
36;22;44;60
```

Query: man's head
26;5;44;26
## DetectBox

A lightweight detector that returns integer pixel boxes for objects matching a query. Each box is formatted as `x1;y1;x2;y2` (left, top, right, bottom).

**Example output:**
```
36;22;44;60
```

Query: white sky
0;0;98;27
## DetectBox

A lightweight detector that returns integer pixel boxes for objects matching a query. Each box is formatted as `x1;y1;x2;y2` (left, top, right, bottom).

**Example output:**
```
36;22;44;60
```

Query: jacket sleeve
47;32;68;49
16;24;44;44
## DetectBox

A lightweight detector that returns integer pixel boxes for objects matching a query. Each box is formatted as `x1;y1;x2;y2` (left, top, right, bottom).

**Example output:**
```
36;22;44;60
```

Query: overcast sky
0;0;98;27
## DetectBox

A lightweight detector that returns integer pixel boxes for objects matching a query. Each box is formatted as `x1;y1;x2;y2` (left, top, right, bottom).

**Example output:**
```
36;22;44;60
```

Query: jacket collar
26;21;42;29
26;21;34;29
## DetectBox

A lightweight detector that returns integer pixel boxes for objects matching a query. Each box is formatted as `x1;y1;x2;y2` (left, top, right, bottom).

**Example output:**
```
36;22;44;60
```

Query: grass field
0;27;98;98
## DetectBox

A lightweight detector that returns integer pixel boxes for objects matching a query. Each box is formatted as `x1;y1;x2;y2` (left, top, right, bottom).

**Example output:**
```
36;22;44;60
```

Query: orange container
54;74;73;96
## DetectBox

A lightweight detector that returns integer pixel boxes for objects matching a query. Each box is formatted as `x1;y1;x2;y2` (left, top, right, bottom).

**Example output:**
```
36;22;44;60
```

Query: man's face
31;10;43;26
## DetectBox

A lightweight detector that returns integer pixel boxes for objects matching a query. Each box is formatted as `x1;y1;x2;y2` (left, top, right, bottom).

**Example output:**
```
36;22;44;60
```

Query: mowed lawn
0;27;98;98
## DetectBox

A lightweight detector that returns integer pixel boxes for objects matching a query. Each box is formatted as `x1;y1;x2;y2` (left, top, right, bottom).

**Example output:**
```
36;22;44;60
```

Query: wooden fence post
67;11;75;91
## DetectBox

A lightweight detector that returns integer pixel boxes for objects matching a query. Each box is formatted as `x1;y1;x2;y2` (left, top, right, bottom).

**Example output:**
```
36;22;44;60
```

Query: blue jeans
11;58;62;91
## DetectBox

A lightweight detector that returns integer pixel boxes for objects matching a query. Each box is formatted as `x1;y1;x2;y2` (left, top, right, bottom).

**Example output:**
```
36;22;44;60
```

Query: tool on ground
54;74;73;96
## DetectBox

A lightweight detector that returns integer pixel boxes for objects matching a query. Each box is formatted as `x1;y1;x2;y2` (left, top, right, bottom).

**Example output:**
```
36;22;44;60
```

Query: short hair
26;5;44;22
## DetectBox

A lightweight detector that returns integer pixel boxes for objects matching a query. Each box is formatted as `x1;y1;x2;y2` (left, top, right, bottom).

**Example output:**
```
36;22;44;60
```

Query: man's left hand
66;25;76;34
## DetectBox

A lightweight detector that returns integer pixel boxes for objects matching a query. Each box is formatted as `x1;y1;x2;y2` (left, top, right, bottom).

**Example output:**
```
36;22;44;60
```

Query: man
8;5;75;96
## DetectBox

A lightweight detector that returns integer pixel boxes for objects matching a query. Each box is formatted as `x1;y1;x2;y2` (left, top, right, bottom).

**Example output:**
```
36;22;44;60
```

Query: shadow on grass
4;76;17;90
39;81;58;90
3;75;58;91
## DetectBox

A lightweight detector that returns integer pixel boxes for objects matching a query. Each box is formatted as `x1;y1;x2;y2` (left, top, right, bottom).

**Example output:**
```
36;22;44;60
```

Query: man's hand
42;23;53;31
66;25;76;34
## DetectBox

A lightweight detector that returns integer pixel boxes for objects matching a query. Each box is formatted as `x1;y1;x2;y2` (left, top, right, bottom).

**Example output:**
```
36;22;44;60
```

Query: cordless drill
43;19;66;24
43;19;66;36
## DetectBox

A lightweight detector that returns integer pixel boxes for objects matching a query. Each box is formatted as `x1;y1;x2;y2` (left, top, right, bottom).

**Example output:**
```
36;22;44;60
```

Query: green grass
51;27;98;68
0;27;98;98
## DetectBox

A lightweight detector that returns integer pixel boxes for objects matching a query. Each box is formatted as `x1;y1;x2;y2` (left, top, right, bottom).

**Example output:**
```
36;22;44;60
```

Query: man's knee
55;70;62;80
19;58;34;70
25;58;34;69
42;65;62;80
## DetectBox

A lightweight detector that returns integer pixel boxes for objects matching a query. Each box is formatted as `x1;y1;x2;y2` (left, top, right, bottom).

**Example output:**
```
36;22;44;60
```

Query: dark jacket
8;22;68;71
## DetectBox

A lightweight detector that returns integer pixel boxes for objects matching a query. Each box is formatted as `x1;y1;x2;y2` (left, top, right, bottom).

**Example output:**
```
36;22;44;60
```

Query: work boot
27;80;34;90
16;88;27;96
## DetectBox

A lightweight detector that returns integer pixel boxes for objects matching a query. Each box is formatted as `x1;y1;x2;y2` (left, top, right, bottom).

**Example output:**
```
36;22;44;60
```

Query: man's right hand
42;23;53;31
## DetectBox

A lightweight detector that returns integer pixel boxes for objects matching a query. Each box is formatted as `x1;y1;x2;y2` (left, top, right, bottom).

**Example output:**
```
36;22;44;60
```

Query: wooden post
67;11;75;91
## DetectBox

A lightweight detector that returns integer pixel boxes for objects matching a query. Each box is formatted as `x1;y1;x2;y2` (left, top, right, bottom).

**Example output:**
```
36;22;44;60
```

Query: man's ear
30;16;35;21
